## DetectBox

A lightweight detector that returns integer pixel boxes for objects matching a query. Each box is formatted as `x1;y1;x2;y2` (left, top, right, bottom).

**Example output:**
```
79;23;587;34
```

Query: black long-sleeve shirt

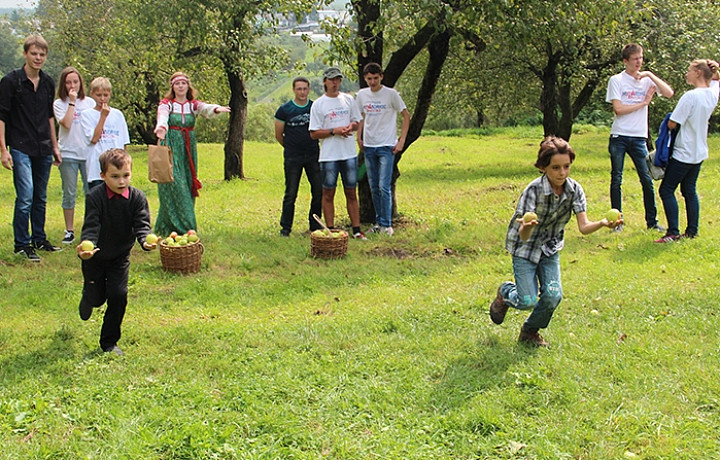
0;66;55;157
81;185;152;261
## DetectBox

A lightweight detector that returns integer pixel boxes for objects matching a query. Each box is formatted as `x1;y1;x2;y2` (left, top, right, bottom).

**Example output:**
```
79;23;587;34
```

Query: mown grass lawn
1;127;719;459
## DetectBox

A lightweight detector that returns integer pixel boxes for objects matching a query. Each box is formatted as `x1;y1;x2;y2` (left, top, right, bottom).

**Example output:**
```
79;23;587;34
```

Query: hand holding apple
604;208;623;228
76;240;99;259
517;211;539;227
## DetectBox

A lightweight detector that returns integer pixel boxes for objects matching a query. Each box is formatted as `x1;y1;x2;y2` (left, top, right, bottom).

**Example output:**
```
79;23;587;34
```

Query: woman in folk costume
153;71;230;234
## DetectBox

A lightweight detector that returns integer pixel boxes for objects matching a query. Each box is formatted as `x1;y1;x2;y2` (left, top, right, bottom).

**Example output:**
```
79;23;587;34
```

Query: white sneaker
367;225;381;234
381;226;394;236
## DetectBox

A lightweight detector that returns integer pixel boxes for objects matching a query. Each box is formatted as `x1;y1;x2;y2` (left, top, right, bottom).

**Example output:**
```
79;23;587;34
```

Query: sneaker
15;246;40;262
280;229;290;237
381;226;394;236
61;230;75;244
367;224;381;234
79;298;93;321
681;232;697;239
518;328;549;347
103;345;124;356
612;224;624;233
655;233;681;243
648;223;666;232
352;231;367;240
489;282;512;325
32;239;62;252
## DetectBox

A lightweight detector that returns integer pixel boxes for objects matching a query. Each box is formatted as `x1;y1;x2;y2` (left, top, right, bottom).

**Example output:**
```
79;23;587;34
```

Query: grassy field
1;128;719;459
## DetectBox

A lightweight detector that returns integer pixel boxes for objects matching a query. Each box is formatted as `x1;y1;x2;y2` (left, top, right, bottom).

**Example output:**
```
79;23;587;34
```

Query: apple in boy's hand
80;240;94;251
522;211;538;223
145;234;158;245
606;208;621;223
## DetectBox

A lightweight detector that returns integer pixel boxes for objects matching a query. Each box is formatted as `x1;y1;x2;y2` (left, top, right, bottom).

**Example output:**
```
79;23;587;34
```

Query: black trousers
81;253;130;350
280;151;323;233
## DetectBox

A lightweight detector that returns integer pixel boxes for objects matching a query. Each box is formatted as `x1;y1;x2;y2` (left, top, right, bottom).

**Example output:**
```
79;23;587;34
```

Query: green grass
2;128;720;459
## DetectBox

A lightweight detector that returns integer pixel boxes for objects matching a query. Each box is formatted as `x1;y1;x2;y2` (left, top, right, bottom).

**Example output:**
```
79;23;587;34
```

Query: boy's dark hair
535;136;575;170
362;62;383;76
24;35;48;53
292;77;309;89
99;148;131;174
57;66;86;100
622;43;643;61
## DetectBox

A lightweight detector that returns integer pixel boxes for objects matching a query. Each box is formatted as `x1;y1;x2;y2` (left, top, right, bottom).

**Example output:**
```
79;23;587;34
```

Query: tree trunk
557;78;573;141
539;48;560;138
224;69;246;180
352;0;383;87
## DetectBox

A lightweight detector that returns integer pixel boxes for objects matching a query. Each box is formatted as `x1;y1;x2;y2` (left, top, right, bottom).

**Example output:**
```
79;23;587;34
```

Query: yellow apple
522;211;538;223
80;240;94;251
606;208;621;222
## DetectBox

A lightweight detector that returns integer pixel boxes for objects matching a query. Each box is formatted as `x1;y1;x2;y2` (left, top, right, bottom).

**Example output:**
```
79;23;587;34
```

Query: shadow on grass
430;333;536;414
0;323;106;386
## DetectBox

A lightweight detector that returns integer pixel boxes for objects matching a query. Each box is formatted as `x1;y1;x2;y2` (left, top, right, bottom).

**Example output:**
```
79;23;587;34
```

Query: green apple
80;240;94;251
606;208;621;222
145;234;158;245
322;228;331;236
187;234;199;243
522;211;538;223
312;230;324;237
331;232;342;238
164;237;174;246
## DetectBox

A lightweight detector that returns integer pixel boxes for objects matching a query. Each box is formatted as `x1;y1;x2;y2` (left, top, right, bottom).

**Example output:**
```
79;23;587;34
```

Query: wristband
68;103;75;106
329;128;334;136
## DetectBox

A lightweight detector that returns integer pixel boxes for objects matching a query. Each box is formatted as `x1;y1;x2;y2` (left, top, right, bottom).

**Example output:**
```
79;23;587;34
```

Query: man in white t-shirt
309;67;365;239
356;62;410;237
606;43;674;232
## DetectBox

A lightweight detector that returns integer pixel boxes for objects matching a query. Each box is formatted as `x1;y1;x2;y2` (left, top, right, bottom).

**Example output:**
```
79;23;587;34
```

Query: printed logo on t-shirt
327;108;350;122
287;113;310;128
363;103;387;115
621;89;646;103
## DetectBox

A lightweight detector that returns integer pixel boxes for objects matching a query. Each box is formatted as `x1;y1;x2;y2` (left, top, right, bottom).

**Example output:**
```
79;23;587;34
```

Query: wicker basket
310;231;348;259
159;240;204;274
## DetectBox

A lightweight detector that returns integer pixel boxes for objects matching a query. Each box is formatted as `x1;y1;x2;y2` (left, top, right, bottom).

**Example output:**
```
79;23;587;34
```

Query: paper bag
148;142;174;183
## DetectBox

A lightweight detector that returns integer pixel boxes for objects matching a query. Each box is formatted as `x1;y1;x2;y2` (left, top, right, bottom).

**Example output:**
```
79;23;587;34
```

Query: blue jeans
280;152;323;233
58;158;88;209
609;135;658;227
500;253;563;331
364;146;394;227
320;157;358;189
658;158;702;237
11;149;53;250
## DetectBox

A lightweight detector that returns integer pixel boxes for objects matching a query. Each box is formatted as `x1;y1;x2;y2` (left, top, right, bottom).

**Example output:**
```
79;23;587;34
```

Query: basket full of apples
158;230;203;274
310;228;348;259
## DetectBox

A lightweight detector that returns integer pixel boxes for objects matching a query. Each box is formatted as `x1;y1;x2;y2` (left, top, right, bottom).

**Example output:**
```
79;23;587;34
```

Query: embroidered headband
171;74;189;85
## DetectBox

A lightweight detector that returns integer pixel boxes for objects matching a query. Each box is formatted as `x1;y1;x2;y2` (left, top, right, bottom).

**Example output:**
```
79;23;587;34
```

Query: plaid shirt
505;175;587;264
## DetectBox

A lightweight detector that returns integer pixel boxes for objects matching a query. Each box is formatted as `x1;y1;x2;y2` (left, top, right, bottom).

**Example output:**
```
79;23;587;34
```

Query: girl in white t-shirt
54;67;95;245
656;59;720;242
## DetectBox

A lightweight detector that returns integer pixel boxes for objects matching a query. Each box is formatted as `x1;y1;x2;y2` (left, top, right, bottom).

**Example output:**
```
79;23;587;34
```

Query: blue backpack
654;112;677;168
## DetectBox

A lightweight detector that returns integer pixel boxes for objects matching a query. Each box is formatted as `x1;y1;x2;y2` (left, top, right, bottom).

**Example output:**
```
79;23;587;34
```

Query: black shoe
32;239;62;252
79;298;93;321
15;246;40;262
103;345;124;356
280;229;290;237
62;230;75;244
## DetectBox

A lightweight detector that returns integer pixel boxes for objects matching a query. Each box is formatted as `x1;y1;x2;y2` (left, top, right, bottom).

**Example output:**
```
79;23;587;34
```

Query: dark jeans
658;158;702;237
281;152;323;233
10;149;52;250
608;135;659;227
81;254;130;350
